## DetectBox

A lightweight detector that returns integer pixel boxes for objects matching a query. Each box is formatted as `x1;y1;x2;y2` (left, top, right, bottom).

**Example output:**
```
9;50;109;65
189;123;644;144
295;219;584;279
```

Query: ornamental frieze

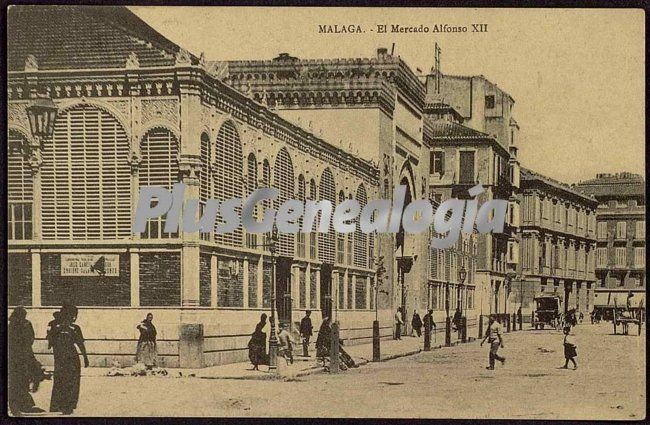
7;102;30;135
141;98;179;128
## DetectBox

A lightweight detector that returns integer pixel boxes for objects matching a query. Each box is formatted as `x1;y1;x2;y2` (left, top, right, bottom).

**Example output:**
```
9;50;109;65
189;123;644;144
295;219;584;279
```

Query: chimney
377;47;389;58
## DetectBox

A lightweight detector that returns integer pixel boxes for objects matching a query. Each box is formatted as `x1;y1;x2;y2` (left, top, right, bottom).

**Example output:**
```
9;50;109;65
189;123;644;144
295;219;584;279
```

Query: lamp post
372;255;385;362
268;224;279;374
26;92;58;242
445;278;451;347
458;266;467;342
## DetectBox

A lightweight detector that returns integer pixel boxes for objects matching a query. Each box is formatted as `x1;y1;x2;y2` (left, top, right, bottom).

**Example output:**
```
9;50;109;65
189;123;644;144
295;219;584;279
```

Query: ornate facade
7;6;382;368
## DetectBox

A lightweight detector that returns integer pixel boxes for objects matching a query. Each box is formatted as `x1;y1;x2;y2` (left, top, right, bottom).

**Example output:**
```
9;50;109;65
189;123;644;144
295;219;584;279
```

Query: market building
518;168;598;317
222;49;438;334
7;5;384;368
574;172;646;318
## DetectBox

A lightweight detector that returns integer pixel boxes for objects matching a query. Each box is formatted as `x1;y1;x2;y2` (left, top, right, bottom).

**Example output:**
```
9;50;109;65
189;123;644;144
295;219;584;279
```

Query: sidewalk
87;331;479;381
190;336;433;380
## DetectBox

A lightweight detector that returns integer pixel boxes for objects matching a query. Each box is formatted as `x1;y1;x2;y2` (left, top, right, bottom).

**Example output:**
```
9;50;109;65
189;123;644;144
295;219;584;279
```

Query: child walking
562;326;577;370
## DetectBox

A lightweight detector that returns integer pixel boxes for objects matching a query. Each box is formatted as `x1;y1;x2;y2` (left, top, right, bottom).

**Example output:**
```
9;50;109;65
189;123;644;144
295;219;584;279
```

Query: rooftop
574;172;645;199
7;5;198;71
521;167;598;205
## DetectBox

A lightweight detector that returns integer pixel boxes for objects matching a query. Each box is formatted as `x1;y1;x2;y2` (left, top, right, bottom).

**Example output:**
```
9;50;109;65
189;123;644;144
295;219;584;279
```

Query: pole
330;271;340;373
268;251;278;374
445;282;451;347
330;321;340;373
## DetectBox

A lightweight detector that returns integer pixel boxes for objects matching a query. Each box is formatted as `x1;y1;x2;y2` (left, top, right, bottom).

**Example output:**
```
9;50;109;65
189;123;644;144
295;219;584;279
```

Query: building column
130;250;140;307
177;73;204;368
366;276;371;310
211;256;218;307
305;263;311;310
257;257;263;308
242;258;249;308
31;251;41;307
29;146;42;241
315;268;321;312
351;274;356;310
343;269;349;310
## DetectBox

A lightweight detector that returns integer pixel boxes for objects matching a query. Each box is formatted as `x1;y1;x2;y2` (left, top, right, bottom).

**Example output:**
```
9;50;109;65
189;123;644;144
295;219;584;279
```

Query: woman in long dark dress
49;304;89;415
248;313;268;370
136;313;157;369
8;306;41;416
315;316;332;365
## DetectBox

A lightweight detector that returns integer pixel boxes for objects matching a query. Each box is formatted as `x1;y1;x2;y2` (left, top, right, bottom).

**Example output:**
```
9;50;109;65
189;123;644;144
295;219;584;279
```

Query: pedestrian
452;307;462;331
135;313;157;369
46;311;60;350
278;322;294;365
49;303;89;415
423;309;436;337
561;326;578;370
8;306;45;416
480;314;506;370
315;316;331;367
394;307;403;340
411;310;423;337
299;310;313;357
247;313;268;371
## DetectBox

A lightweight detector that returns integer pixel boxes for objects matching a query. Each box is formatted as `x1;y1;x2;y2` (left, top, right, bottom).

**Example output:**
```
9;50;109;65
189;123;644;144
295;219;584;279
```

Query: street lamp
445;277;451;347
26;92;58;144
458;266;467;342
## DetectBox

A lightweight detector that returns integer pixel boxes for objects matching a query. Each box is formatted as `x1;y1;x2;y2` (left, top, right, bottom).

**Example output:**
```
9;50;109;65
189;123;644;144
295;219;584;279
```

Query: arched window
42;104;130;240
318;168;335;264
8;130;33;240
337;190;346;264
199;132;211;241
273;148;295;256
139;127;180;239
309;179;318;259
296;174;306;257
354;184;368;267
245;153;258;249
214;121;243;246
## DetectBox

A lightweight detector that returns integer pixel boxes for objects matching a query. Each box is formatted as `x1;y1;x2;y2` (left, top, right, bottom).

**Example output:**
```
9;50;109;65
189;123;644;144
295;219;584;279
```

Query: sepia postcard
4;4;646;420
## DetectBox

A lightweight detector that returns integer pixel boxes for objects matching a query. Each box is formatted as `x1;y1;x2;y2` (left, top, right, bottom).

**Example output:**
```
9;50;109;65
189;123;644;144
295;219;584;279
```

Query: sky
130;7;645;184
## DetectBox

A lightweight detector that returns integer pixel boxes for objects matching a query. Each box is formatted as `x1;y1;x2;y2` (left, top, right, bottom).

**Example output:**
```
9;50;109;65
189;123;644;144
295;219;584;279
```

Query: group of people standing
8;303;88;416
8;305;159;416
247;311;356;371
394;307;437;340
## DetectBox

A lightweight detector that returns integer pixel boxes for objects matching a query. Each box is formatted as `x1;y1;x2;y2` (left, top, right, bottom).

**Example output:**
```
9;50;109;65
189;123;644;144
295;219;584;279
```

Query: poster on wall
61;254;120;276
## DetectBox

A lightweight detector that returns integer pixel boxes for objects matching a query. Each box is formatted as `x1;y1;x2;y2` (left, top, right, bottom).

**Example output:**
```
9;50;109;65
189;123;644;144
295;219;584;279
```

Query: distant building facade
574;173;646;313
518;169;598;316
425;73;522;318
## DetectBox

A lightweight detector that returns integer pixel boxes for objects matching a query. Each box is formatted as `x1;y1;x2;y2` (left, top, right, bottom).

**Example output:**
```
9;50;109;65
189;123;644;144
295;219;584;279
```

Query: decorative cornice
8;65;379;186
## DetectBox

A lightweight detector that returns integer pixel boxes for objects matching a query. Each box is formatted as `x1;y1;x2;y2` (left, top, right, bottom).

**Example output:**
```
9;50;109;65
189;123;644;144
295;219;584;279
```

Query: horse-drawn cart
532;295;563;330
613;297;645;336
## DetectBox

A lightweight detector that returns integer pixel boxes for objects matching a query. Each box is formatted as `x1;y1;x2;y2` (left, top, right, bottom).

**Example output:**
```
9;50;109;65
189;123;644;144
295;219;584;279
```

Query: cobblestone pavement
26;322;645;419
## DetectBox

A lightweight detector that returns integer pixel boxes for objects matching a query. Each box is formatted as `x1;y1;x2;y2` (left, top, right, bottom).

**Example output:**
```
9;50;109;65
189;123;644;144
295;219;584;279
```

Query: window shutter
273;148;295;257
318;168;336;264
42;105;130;240
214;121;243;246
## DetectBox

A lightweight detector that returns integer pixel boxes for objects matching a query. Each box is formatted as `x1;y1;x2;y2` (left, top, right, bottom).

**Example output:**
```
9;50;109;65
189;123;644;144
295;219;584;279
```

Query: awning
593;291;646;308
